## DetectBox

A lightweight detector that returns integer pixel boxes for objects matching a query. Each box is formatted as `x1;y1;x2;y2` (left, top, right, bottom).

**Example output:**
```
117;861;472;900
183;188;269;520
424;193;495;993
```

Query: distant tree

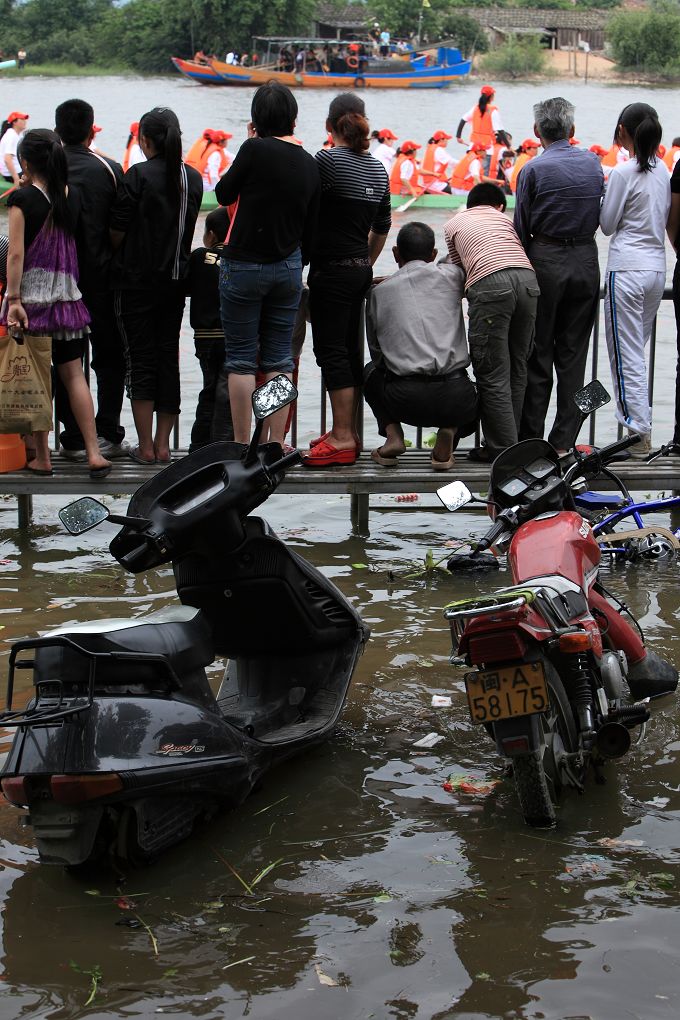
607;5;680;72
437;12;489;56
480;35;547;77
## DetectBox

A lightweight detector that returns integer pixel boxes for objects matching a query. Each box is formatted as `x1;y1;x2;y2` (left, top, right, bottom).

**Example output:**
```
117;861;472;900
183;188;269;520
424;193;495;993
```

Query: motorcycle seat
43;607;214;681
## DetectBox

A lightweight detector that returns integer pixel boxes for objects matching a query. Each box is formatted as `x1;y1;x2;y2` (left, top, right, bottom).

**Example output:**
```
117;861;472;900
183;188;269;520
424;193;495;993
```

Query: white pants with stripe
604;269;665;436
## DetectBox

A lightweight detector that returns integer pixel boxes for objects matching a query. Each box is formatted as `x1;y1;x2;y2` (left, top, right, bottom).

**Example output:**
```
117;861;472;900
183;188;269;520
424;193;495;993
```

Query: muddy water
0;76;679;1019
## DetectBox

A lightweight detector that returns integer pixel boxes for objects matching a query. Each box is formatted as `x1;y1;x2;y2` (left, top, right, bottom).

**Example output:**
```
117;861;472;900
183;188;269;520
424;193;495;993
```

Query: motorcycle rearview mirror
59;496;110;535
436;481;473;512
245;375;299;466
59;497;150;535
573;380;611;416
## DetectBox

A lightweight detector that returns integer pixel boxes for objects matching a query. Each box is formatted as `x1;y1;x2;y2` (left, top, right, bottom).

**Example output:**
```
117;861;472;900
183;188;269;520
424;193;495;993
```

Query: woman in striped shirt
304;93;391;468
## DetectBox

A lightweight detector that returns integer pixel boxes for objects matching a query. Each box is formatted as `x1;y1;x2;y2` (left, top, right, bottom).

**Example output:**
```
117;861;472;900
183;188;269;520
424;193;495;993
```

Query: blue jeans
220;251;302;375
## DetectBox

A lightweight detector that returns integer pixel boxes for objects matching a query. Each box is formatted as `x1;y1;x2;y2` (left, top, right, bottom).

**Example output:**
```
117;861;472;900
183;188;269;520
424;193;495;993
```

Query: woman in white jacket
600;102;670;457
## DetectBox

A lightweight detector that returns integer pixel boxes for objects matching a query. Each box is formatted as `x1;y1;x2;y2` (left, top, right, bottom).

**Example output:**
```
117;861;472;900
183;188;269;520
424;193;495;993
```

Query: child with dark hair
111;107;203;464
600;102;669;458
1;128;111;477
187;206;234;451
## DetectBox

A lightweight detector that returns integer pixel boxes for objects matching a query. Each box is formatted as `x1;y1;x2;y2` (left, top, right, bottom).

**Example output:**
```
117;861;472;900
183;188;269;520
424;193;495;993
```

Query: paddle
394;192;423;214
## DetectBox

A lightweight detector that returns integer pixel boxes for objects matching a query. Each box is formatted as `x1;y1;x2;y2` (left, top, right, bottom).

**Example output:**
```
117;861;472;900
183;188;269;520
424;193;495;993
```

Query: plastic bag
0;331;53;433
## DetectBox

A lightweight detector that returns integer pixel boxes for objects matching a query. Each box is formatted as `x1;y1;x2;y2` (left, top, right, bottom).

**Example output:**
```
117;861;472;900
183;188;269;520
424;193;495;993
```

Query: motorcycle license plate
465;661;549;724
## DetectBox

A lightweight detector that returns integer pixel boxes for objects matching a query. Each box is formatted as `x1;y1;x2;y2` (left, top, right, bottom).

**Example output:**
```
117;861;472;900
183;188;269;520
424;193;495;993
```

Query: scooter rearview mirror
437;481;473;512
59;496;110;535
573;379;611;416
251;375;298;420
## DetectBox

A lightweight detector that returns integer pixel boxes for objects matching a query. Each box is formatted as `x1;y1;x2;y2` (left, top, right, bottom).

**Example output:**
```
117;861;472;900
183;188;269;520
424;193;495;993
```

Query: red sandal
310;432;363;454
303;439;357;468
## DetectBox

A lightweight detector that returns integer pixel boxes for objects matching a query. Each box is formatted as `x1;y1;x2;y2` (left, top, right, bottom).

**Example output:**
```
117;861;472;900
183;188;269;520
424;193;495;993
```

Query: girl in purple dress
2;128;110;477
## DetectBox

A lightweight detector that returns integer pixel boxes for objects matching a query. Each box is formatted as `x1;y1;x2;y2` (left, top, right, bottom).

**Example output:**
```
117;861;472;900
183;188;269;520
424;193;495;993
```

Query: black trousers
519;241;599;450
189;338;234;452
309;264;373;391
115;284;185;415
363;362;479;437
56;287;126;450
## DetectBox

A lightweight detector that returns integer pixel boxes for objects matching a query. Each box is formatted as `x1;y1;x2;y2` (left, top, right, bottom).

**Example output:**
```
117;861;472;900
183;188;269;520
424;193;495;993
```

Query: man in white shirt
0;111;28;183
364;221;478;469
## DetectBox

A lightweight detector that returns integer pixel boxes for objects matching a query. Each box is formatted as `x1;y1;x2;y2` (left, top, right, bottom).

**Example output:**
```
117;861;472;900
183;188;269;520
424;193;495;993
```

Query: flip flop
24;465;53;477
431;453;456;471
128;446;156;466
303;439;357;468
371;447;399;467
89;463;112;480
310;432;363;454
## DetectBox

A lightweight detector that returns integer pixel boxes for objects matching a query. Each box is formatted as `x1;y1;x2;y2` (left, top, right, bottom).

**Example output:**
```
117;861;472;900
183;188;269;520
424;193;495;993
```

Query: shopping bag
0;332;53;433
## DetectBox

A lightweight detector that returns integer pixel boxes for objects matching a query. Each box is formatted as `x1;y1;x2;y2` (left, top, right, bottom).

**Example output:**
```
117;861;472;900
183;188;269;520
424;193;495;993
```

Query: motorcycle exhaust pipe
596;721;632;759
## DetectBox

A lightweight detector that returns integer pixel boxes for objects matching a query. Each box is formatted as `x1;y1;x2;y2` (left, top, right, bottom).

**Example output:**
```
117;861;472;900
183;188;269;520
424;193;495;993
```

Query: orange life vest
470;105;497;148
601;144;623;168
664;145;680;171
450;151;480;191
186;135;213;171
389;154;416;195
509;152;531;194
122;138;137;173
488;142;504;181
421;142;447;182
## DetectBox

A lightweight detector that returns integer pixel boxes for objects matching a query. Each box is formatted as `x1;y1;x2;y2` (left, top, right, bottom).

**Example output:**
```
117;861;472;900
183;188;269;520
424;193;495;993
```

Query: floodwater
0;76;679;1019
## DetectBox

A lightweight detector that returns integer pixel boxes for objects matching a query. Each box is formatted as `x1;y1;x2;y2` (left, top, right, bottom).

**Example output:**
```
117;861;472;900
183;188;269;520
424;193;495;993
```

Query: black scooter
0;377;369;866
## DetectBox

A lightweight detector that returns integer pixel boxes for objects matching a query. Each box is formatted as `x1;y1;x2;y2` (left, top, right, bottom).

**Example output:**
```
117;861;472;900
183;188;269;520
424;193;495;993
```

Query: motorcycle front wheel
512;659;578;827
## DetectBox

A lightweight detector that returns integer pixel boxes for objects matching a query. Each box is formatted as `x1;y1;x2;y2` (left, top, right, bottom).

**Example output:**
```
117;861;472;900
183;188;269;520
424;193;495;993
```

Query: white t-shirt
373;142;396;172
127;142;146;168
0;127;20;177
203;149;233;190
600;157;671;272
425;146;456;192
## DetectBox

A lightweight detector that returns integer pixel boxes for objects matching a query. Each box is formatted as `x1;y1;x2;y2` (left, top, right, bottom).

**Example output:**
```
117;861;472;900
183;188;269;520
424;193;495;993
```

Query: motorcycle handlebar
566;433;640;483
266;449;304;475
476;518;509;553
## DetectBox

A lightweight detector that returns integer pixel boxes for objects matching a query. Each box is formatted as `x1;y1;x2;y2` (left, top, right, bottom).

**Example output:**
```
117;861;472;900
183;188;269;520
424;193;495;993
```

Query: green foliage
480;36;548;77
514;0;571;9
437;13;489;56
607;7;680;73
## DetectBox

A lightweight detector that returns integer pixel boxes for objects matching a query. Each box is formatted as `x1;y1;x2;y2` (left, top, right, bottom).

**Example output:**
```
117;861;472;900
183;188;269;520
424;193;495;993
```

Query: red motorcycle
440;390;677;827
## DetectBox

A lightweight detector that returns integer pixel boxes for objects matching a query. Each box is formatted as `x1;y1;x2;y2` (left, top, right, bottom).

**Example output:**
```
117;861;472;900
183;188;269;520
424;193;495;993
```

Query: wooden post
17;494;32;530
351;493;369;533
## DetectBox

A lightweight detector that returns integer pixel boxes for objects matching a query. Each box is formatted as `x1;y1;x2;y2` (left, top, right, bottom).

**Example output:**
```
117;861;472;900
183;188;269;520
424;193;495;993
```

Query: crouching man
363;221;478;470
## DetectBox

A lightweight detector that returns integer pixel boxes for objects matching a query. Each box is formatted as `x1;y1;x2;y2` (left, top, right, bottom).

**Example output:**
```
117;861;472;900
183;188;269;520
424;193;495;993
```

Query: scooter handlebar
476;518;510;552
266;449;304;475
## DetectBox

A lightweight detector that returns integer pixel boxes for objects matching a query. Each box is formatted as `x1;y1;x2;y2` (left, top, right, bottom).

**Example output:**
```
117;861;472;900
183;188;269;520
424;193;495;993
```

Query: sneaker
97;438;130;458
627;431;651;460
59;446;87;462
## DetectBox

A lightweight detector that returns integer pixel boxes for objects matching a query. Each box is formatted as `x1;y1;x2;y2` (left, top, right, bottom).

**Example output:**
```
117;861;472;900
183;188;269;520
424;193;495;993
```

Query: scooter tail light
1;777;28;805
50;774;123;804
468;630;527;664
558;631;593;652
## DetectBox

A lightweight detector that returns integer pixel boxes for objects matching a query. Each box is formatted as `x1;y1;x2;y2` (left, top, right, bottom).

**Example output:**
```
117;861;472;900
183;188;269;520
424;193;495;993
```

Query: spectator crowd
1;86;680;479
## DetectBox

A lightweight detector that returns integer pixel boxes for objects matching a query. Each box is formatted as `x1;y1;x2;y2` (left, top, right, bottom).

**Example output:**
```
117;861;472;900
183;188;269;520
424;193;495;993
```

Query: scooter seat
45;606;214;680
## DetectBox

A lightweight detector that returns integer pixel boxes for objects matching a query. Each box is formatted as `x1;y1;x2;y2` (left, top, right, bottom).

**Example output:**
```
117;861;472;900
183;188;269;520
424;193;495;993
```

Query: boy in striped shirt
444;183;539;461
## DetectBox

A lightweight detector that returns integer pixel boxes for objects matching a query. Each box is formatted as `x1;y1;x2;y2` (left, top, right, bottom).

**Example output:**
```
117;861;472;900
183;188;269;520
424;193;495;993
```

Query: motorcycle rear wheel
512;661;578;827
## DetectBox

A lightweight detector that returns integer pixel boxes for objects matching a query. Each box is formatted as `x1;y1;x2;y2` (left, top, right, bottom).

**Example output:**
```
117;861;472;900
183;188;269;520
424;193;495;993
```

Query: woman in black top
215;82;320;446
304;93;391;468
111;107;203;465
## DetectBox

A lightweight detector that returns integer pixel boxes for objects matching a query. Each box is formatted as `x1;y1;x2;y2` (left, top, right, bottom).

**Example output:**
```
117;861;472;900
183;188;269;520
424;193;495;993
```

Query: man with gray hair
514;96;604;450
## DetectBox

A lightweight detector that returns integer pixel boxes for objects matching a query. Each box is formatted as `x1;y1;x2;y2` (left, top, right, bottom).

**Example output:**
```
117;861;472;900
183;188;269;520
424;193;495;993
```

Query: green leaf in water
162;968;178;978
352;563;368;569
84;889;101;896
373;893;392;903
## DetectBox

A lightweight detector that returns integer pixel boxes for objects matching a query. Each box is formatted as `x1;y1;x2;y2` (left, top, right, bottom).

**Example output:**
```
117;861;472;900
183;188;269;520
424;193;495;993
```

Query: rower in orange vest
509;138;540;194
601;143;629;168
187;129;234;190
482;130;513;186
421;130;456;193
456;84;502;153
122;121;145;172
450;142;487;194
664;137;680;171
389;140;422;196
